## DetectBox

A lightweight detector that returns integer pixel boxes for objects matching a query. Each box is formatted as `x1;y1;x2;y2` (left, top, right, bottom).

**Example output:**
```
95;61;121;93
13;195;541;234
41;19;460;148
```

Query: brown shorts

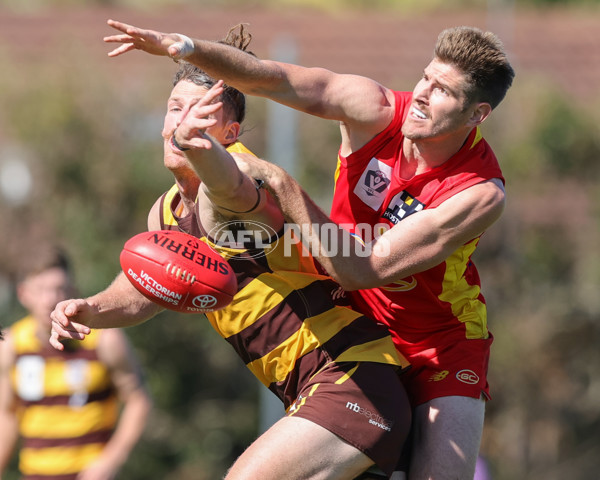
286;361;411;478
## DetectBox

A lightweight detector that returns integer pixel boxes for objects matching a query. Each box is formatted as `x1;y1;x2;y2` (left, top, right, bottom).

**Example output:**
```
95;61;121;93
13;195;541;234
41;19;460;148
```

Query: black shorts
286;361;411;477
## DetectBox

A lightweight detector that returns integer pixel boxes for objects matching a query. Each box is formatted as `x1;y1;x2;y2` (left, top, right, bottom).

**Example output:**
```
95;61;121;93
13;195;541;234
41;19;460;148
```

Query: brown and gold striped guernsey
10;316;118;479
158;141;409;409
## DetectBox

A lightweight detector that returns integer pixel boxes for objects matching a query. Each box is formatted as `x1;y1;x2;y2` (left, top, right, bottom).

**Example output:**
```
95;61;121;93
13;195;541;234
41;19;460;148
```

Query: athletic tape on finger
172;34;195;60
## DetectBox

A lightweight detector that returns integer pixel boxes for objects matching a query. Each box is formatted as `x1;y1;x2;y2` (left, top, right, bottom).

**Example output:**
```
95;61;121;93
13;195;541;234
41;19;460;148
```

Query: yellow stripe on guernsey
333;156;342;195
438;238;489;339
20;443;106;476
226;141;255;155
19;400;119;439
40;358;111;398
470;126;483;149
335;337;408;367
207;229;323;338
247;306;363;386
209;271;320;338
161;184;180;227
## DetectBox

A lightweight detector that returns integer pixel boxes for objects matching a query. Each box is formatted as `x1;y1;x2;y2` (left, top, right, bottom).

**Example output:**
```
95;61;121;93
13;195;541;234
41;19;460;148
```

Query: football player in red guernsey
98;19;515;480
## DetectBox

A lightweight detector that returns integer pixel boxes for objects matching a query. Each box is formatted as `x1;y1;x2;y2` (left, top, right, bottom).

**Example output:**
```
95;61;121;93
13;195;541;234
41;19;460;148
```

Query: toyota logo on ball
192;295;218;309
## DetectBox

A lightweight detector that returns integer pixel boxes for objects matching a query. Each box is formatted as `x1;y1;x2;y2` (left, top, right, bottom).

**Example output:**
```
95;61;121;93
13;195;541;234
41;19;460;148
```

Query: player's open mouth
168;140;185;154
411;107;427;120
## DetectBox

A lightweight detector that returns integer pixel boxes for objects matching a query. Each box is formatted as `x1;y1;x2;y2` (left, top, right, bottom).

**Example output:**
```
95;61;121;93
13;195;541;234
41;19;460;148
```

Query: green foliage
119;315;259;479
533;95;600;179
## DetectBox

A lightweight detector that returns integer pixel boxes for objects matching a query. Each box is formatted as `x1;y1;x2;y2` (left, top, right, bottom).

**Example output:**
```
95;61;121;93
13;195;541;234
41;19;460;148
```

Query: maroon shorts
286;361;411;477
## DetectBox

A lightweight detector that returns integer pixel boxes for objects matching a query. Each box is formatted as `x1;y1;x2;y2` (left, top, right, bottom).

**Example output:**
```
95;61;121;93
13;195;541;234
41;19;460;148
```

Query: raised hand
171;81;225;151
104;19;194;60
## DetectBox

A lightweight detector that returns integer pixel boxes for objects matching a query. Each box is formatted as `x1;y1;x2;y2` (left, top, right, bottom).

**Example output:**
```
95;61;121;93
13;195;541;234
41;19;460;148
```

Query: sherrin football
120;230;237;313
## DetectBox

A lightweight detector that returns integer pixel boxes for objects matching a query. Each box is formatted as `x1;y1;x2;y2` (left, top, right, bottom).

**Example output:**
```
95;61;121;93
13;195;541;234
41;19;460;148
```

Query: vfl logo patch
353;158;392;210
382;191;425;225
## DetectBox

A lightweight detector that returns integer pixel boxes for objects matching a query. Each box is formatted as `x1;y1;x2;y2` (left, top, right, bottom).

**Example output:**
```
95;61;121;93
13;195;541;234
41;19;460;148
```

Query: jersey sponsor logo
456;369;480;385
382;191;425;225
428;370;450;382
191;295;218;309
331;285;347;301
381;277;418;292
345;401;393;431
353;158;392;210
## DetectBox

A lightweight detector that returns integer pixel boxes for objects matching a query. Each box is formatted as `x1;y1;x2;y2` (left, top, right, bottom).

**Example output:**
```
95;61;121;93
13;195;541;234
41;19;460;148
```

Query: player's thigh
409;395;485;480
225;415;374;480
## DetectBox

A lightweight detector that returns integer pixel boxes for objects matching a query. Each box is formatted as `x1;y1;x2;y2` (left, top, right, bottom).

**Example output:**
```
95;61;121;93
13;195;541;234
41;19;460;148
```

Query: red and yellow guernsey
330;91;505;360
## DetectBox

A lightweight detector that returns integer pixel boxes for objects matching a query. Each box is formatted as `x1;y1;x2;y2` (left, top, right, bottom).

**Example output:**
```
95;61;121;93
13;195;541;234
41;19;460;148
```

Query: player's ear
224;121;241;143
466;102;492;127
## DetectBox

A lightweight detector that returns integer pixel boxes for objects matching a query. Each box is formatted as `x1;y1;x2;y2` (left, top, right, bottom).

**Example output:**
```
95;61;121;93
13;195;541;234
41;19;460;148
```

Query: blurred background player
0;245;151;480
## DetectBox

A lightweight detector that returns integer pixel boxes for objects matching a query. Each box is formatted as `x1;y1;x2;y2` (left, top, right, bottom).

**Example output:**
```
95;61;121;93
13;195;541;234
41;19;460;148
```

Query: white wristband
172;33;195;60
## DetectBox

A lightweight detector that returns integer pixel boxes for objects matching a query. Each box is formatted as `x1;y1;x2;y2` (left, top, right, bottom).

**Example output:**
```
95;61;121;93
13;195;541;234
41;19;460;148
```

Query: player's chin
164;150;188;167
401;124;429;141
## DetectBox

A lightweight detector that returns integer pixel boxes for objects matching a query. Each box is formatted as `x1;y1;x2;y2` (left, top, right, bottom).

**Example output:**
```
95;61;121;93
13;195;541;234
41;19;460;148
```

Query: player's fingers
177;118;218;145
107;43;137;57
49;331;65;351
203;80;225;102
189;101;223;119
52;319;89;337
107;19;138;35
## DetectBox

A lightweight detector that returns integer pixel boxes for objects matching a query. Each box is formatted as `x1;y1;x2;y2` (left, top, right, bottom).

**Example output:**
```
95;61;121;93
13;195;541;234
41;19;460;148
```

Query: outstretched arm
242;157;506;290
49;272;163;350
104;19;394;148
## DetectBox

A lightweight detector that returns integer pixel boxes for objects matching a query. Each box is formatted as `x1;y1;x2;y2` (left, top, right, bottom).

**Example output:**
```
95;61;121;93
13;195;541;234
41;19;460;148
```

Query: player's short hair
16;245;71;284
173;24;254;125
434;26;515;109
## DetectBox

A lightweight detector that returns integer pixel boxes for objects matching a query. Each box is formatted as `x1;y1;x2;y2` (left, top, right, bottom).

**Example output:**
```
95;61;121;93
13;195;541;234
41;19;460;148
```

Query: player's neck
401;133;469;179
174;173;201;213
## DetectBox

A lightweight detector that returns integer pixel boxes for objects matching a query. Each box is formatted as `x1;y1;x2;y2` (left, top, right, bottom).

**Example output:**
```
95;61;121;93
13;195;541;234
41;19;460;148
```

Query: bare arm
243;158;505;290
77;329;152;480
49;272;163;350
103;19;394;147
0;334;19;475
